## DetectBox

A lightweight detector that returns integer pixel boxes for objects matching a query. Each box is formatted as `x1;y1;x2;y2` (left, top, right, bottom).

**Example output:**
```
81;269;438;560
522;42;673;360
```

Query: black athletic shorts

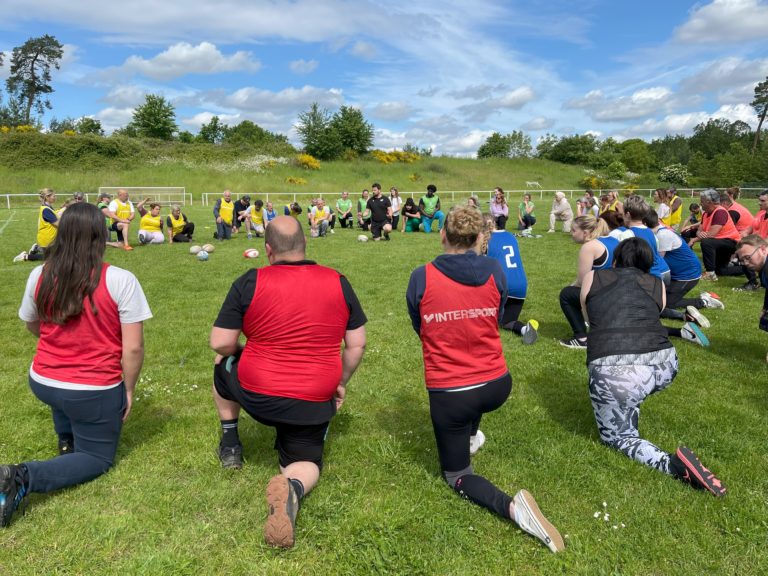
214;356;331;468
109;221;124;242
370;220;390;239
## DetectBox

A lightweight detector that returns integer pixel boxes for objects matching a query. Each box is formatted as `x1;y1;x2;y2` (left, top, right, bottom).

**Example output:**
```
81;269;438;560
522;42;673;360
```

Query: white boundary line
0;210;17;236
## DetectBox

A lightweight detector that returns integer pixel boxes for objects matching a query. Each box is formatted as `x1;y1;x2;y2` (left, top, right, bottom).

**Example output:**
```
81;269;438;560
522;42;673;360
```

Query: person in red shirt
406;205;564;553
2;203;152;528
210;216;366;548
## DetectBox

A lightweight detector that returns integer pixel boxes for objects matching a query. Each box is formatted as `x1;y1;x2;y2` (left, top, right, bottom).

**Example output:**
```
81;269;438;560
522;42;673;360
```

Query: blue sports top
487;230;528;299
630;226;670;279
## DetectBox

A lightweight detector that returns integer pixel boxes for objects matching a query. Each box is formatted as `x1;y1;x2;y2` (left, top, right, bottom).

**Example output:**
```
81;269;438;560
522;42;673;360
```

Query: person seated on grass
264;201;278;224
247;199;268;238
480;214;538;344
687;188;741;282
284;202;303;219
663;187;683;230
579;237;726;497
357;189;371;231
735;234;768;361
419;184;445;233
336;191;354;228
680;203;702;242
213;190;235;240
96;192;123;249
401;197;422;233
490;187;508;230
137;202;165;245
467;195;481;211
209;216;366;549
2;202;152;528
232;195;251;236
558;215;618;349
310;198;333;237
166;204;195;243
517;193;536;231
653;188;671;226
547;192;573;233
406;205;564;553
14;189;59;263
106;188;136;251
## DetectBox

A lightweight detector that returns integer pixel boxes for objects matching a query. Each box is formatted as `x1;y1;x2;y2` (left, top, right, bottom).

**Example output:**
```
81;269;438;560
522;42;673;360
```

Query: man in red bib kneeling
209;216;367;549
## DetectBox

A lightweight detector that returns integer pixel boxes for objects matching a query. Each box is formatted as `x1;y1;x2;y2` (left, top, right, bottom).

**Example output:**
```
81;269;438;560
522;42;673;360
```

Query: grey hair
171;203;181;211
700;189;721;204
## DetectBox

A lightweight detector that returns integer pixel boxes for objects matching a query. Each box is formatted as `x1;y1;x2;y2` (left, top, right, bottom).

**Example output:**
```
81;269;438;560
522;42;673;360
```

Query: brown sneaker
264;475;299;548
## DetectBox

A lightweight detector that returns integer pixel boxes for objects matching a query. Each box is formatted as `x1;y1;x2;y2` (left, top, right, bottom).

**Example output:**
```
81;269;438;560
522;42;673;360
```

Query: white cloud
118;42;260;81
678;56;768;96
458;86;536;122
676;0;768;44
94;107;135;133
180;111;243;129
370;101;416;121
566;87;675;121
102;85;147;107
520;116;555;131
289;59;319;74
224;85;344;113
626;103;757;137
448;84;508;100
350;41;377;59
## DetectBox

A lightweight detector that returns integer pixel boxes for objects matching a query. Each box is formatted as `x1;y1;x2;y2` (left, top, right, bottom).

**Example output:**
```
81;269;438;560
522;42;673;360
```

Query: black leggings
429;373;513;519
660;278;704;320
559;285;586;338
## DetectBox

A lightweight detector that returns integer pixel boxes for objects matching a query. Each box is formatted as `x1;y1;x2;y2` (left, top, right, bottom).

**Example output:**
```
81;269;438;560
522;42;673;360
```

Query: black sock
289;478;305;500
220;418;240;447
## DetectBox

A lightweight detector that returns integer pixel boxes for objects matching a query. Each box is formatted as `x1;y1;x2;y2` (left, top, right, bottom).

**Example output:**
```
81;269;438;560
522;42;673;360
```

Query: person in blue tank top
480;216;538;344
643;210;724;326
618;195;670;285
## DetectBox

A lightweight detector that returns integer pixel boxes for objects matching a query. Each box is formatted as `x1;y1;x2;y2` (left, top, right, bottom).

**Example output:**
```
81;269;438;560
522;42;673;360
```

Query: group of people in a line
7;181;760;553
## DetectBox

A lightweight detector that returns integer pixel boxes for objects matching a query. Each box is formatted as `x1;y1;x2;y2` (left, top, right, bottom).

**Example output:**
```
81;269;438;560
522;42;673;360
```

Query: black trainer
218;443;243;469
0;464;28;528
732;282;759;292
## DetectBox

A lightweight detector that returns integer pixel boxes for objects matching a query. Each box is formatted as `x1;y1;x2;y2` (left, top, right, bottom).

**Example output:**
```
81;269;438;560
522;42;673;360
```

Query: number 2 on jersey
503;245;517;268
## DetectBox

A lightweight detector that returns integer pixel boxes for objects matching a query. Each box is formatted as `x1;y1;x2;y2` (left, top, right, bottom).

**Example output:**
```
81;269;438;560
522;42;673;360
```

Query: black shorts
109;221;124;242
214;356;331;468
370;220;390;239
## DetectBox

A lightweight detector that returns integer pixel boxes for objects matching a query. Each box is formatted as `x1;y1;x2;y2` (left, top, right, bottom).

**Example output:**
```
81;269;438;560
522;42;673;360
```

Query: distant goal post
98;187;191;206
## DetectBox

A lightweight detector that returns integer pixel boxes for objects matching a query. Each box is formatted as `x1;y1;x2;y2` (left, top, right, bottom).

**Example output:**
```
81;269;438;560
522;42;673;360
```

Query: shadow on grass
527;366;597;440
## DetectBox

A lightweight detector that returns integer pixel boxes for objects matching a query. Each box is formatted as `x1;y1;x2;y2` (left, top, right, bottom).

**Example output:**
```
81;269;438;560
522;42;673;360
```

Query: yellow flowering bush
285;176;308;185
296;153;320;170
371;149;420;164
409;173;422;182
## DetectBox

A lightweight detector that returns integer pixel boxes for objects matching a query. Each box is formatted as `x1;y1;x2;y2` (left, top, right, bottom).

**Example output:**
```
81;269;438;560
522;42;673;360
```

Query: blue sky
1;0;767;155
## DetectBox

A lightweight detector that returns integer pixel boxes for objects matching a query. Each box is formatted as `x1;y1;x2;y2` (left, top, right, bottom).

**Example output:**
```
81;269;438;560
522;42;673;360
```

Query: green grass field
1;199;766;575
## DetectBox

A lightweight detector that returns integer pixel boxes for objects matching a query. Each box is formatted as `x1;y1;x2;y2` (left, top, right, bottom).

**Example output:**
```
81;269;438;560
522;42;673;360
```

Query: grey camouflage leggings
588;355;679;475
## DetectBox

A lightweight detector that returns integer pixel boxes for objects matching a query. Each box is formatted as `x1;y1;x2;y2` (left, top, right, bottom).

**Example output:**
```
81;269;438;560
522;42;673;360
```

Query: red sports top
701;205;740;241
418;263;508;390
33;264;123;386
239;264;349;401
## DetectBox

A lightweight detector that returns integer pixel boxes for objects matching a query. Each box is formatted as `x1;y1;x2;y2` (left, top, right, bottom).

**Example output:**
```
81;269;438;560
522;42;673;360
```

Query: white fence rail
1;190;192;209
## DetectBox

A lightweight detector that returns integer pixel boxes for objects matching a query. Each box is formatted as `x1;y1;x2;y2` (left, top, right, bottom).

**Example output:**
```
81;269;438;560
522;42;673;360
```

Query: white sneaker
12;251;27;262
685;306;710;329
330;229;335;234
469;430;486;456
547;229;555;233
512;489;565;553
681;322;709;347
699;292;724;310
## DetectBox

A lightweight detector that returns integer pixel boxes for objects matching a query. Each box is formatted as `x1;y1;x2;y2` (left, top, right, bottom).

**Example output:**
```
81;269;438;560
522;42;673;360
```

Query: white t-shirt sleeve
18;265;44;322
657;203;671;220
107;200;118;213
106;266;153;323
617;229;635;242
656;227;682;252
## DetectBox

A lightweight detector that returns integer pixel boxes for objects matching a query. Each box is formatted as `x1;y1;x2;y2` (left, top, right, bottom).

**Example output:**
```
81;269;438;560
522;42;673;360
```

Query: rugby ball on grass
197;250;209;261
189;245;202;255
243;248;260;259
357;234;368;242
202;243;216;253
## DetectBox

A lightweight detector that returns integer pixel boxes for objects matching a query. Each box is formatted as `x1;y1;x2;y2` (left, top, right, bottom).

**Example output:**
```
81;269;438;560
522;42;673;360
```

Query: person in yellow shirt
166;204;195;243
13;189;59;263
213;190;235;240
138;203;165;244
105;189;136;251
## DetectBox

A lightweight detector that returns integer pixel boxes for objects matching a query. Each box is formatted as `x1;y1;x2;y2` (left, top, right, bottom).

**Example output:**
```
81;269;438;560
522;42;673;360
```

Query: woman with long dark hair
580;237;725;496
1;203;152;527
406;205;564;553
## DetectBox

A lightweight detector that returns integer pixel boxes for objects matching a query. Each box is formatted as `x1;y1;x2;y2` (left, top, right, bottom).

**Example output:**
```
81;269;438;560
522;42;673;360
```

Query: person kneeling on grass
209;216;367;548
14;189;59;263
1;203;152;528
580;237;726;496
480;214;538;344
166;204;195;243
406;205;564;553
